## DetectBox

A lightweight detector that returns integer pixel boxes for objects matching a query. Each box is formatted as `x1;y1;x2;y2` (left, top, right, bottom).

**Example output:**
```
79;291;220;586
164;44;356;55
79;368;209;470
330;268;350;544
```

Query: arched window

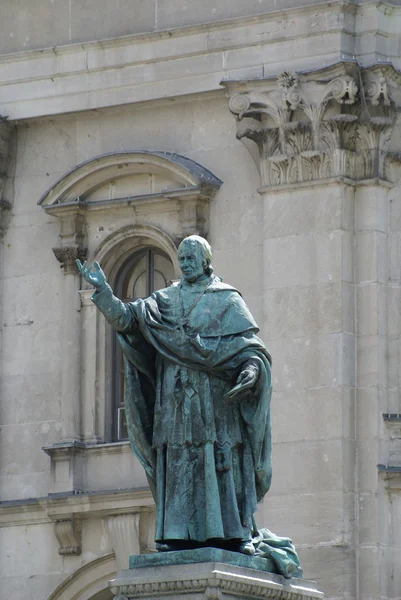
112;247;175;441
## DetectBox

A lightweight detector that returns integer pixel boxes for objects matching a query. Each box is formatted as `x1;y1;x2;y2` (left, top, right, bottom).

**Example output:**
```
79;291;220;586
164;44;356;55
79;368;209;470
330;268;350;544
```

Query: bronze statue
77;235;302;577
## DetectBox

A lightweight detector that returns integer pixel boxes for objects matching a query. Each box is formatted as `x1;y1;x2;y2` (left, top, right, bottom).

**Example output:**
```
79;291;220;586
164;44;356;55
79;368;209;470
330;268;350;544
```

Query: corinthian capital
226;62;401;188
53;246;87;274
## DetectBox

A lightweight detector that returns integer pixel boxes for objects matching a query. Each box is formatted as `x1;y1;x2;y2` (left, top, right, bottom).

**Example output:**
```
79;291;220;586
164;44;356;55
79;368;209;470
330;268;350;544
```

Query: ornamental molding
0;117;13;240
107;513;141;570
226;62;401;188
54;518;82;555
38;152;222;208
40;152;222;269
53;245;88;274
109;567;324;600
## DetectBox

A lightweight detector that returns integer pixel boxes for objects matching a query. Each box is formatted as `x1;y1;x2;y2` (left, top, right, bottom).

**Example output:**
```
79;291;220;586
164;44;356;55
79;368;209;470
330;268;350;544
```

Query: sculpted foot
156;543;176;552
239;541;255;555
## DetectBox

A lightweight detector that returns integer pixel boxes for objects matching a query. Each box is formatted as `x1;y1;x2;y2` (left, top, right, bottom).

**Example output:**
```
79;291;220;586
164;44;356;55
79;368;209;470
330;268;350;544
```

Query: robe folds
92;276;272;544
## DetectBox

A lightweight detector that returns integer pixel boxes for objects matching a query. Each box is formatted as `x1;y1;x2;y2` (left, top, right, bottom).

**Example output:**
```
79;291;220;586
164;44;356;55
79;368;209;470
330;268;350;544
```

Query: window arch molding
47;554;116;600
90;223;181;284
38;150;222;208
40;149;222;274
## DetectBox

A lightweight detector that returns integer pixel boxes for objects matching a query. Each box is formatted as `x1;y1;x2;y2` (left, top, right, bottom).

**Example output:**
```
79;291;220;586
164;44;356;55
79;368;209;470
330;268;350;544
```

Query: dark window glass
112;248;174;441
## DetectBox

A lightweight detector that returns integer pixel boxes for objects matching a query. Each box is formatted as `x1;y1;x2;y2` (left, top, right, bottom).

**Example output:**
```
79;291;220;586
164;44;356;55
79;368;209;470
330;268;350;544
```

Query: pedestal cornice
109;561;324;600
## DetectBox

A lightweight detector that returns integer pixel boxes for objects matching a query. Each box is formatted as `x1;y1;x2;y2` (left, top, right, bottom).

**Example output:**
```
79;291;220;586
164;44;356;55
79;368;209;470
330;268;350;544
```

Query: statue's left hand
224;361;259;402
236;363;259;388
75;260;107;290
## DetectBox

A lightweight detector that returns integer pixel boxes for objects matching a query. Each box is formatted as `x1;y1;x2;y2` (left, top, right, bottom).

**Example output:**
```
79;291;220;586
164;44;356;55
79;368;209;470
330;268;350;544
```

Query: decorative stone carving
0;117;12;240
54;518;81;555
107;513;140;570
362;67;395;107
109;562;324;600
45;199;87;274
139;507;157;553
39;152;223;243
226;62;401;188
53;246;87;274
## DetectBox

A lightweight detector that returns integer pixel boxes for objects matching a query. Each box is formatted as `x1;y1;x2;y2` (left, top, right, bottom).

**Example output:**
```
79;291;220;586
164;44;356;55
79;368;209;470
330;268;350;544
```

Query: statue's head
177;235;213;283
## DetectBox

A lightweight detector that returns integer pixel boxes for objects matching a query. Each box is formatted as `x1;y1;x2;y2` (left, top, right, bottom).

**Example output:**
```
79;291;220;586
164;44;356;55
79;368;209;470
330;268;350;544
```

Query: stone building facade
0;1;401;599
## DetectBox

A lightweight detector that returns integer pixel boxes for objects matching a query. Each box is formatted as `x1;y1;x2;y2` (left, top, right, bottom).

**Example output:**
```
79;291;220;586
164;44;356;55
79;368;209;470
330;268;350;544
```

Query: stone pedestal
109;551;324;600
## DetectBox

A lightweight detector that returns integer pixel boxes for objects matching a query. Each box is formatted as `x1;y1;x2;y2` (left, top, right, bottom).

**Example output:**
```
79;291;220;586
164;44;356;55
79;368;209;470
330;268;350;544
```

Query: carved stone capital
53;246;87;274
54;518;81;555
227;62;401;187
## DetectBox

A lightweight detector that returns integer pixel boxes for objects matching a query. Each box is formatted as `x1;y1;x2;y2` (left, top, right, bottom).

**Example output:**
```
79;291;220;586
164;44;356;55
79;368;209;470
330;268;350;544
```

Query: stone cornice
227;62;401;187
0;2;399;119
0;486;154;528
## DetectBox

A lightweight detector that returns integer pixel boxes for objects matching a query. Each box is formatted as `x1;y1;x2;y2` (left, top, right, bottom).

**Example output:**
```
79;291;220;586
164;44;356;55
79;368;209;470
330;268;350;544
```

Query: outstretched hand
76;260;107;290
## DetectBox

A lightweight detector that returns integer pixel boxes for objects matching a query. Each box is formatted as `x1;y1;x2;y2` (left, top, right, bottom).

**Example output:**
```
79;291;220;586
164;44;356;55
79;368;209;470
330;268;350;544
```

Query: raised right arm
76;259;136;332
91;283;137;332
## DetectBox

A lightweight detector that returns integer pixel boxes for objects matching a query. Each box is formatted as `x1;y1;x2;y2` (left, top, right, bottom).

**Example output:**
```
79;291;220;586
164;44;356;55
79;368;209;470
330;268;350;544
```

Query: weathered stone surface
0;4;400;120
263;283;343;340
110;561;323;600
257;490;345;547
299;545;356;600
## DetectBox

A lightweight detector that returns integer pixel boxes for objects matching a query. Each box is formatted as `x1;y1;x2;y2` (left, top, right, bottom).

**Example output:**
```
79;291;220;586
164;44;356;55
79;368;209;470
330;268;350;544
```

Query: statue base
109;549;324;600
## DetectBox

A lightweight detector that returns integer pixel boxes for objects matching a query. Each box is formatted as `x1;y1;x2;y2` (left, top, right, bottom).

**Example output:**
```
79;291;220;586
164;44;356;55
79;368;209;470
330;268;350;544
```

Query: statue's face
178;243;206;282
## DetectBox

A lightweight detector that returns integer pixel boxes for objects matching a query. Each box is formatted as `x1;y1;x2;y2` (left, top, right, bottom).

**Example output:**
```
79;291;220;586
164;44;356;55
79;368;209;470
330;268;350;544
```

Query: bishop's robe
92;274;272;545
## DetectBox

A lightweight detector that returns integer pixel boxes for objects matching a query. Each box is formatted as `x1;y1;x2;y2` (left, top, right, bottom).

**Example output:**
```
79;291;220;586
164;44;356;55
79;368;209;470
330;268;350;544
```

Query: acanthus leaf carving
227;63;401;187
53;246;87;274
284;121;313;156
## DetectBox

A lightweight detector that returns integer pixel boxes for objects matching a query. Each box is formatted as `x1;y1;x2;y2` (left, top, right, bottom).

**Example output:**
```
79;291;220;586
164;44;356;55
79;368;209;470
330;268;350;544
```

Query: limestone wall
1;0;349;55
1;2;401;600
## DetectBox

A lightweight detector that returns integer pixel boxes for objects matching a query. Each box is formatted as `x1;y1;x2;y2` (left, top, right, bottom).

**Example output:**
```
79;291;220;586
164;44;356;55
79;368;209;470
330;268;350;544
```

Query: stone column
53;246;86;442
227;61;401;600
79;288;102;443
47;202;87;442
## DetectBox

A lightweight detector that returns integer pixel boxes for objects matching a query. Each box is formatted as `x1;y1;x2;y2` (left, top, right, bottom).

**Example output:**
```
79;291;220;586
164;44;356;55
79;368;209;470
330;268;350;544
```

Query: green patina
76;235;302;579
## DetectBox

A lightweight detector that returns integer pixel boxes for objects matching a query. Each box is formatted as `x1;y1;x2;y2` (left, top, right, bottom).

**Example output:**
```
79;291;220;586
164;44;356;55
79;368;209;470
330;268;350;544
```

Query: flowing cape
117;281;273;511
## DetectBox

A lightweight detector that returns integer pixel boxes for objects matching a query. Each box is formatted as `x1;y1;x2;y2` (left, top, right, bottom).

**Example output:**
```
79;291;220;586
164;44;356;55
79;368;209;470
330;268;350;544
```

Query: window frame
110;245;176;442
